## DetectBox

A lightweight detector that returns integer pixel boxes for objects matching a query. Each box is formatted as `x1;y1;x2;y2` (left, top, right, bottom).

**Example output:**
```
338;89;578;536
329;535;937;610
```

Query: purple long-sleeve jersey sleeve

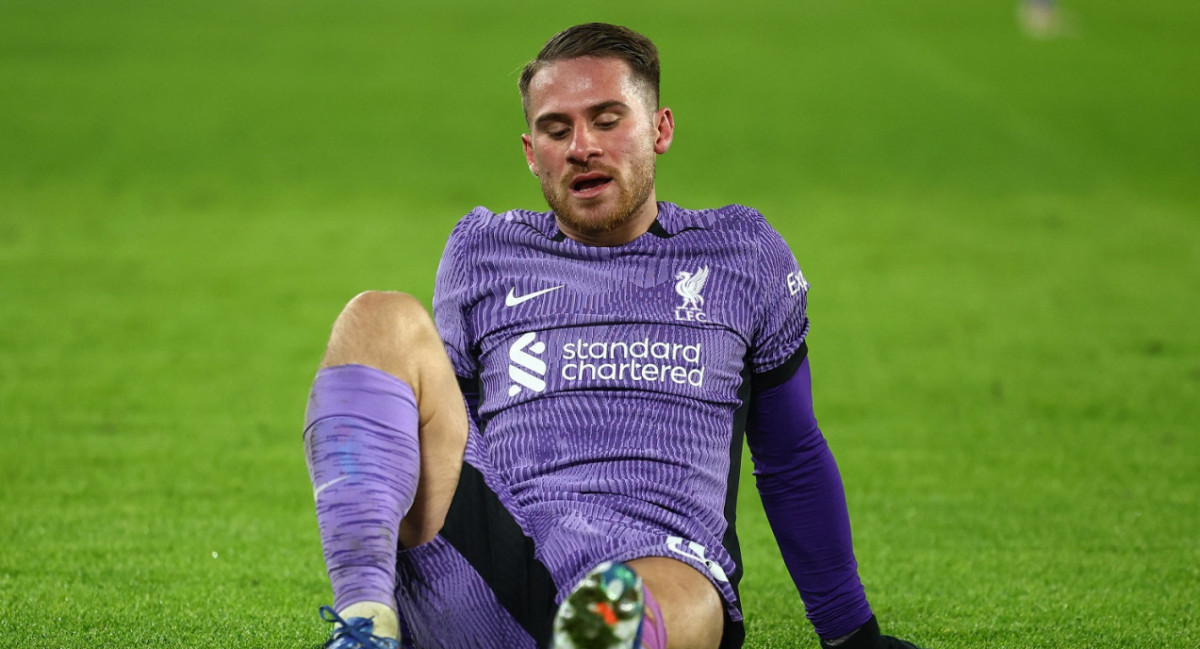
746;355;874;639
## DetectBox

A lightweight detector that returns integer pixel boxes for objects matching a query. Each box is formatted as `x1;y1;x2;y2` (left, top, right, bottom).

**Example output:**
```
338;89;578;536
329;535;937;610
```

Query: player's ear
653;107;674;155
521;133;538;175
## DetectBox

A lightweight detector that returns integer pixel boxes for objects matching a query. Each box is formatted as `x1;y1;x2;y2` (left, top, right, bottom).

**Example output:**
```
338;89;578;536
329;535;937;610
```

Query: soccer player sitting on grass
304;22;925;649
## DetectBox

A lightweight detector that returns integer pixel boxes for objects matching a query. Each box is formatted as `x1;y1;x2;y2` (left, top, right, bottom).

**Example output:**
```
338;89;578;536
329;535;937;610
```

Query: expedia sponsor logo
561;338;705;387
786;269;809;296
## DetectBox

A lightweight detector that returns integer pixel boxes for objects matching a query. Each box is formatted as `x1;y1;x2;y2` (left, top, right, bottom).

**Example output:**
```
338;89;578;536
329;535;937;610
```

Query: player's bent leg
319;290;469;548
627;556;723;649
307;291;469;642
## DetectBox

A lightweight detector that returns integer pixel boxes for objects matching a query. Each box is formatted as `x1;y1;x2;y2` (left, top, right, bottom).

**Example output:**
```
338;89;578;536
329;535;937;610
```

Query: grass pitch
2;1;1198;647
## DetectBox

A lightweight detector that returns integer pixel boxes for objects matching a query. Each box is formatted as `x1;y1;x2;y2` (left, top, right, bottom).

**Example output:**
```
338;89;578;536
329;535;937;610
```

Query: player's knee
344;290;430;328
667;583;722;649
321;290;438;372
629;556;724;649
337;290;434;344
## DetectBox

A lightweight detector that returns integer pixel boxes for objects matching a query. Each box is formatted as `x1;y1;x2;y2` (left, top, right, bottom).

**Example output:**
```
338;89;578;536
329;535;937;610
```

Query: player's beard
540;153;657;241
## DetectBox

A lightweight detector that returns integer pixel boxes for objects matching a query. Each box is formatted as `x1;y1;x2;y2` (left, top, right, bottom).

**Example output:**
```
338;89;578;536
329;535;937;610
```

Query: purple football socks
304;364;421;611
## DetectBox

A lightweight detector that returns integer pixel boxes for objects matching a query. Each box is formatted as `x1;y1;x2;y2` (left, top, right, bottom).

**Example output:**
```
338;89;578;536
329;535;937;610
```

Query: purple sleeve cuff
747;356;874;639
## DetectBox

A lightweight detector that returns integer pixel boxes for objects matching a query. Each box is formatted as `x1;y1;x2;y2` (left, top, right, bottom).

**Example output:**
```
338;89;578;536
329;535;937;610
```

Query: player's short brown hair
518;23;660;124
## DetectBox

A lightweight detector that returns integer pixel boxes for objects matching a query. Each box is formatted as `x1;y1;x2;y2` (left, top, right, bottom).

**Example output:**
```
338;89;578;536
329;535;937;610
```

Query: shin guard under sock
304;364;420;611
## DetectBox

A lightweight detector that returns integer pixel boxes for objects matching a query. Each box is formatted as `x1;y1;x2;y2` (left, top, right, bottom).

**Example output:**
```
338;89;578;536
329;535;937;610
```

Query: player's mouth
569;172;613;199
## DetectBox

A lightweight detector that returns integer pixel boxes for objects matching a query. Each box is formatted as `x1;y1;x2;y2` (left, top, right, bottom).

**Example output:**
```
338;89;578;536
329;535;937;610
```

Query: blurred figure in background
1020;0;1063;38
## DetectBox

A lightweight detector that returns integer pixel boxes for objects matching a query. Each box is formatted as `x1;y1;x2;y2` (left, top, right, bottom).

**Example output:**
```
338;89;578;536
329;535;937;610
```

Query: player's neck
557;195;659;247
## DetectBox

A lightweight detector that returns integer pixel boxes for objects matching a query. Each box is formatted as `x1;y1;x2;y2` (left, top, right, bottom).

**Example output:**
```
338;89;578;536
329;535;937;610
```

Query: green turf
2;1;1198;647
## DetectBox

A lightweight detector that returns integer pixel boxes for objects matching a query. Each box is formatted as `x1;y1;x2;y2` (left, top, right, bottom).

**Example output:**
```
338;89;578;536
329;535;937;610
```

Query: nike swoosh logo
505;285;564;307
312;476;348;501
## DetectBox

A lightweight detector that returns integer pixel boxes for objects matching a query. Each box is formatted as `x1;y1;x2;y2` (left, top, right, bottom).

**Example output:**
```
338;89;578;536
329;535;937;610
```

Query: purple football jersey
432;202;810;616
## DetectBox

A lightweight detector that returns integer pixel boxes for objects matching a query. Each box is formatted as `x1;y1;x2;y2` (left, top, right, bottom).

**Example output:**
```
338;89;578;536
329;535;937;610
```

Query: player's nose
566;125;602;164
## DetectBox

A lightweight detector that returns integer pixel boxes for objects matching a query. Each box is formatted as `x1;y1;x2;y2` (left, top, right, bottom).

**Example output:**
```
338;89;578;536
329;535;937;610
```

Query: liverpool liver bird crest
674;266;710;311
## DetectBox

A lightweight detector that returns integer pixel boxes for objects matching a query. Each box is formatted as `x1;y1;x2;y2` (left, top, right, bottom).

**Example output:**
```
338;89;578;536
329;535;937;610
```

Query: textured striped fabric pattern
305;364;421;612
394;537;538;649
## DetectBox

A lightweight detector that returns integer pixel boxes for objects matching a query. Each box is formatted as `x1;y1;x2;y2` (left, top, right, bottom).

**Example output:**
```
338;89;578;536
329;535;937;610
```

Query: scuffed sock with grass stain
304;364;420;614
